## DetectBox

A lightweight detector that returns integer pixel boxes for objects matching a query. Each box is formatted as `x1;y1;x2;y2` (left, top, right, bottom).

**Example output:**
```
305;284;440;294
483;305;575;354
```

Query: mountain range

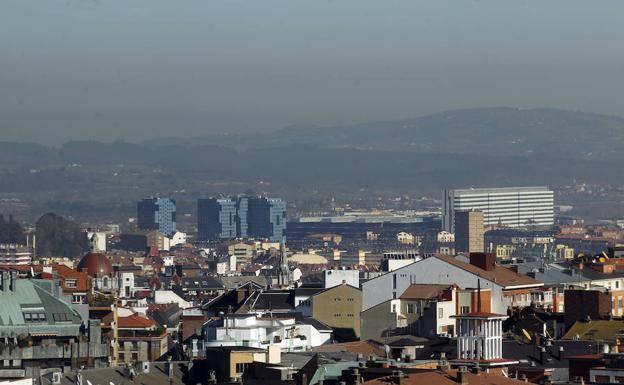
2;107;624;221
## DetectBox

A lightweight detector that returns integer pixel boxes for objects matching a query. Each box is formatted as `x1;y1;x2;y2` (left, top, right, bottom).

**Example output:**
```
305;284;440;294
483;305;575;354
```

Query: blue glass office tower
197;196;286;242
247;197;286;242
197;198;238;241
137;198;176;236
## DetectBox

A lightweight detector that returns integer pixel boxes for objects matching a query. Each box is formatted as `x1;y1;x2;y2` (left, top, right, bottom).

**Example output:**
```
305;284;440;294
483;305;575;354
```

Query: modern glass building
197;196;286;242
197;198;238;241
443;186;554;232
247;197;287;242
137;198;177;236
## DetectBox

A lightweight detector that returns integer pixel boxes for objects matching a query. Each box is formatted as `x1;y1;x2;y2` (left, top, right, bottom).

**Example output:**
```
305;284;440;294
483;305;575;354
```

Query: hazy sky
2;0;624;144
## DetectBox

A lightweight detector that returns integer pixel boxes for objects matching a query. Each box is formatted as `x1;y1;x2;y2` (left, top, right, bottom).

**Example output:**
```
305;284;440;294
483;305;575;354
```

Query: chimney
456;366;469;385
389;370;405;385
1;271;8;293
469;253;496;271
10;271;17;292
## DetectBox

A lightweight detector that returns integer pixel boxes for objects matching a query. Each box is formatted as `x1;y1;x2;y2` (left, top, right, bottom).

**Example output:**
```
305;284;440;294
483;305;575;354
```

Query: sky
2;0;624;144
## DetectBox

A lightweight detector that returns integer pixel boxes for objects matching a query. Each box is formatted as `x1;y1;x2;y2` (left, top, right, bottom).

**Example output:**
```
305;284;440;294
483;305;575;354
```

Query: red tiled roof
363;369;533;385
117;313;157;329
434;255;542;288
399;284;454;300
312;340;385;357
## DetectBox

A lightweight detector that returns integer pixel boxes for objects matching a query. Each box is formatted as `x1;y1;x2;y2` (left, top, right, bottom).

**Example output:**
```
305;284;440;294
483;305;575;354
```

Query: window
393;274;397;290
236;363;248;373
23;312;46;322
438;308;444;319
407;304;415;314
392;304;397;313
461;306;470;314
65;279;76;288
53;313;71;322
619;297;623;308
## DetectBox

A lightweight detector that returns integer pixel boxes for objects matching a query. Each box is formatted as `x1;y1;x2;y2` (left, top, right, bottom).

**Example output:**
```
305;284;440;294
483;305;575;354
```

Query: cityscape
3;1;624;385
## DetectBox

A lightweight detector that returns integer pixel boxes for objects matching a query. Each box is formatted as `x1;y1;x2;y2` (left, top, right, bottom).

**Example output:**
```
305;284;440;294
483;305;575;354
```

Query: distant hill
142;107;624;160
3;107;624;222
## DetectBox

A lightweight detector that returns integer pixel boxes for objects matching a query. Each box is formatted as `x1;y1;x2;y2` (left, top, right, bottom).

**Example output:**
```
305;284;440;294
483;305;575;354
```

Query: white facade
169;231;187;248
443;186;554;231
119;272;135;298
437;296;457;335
437;231;455;243
0;244;32;266
324;269;359;289
204;315;331;352
456;314;505;361
362;256;507;314
154;290;193;309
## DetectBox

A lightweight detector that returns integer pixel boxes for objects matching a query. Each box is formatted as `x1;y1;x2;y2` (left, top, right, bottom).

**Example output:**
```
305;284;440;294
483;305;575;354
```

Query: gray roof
516;262;587;286
219;275;268;290
0;279;82;338
58;362;188;385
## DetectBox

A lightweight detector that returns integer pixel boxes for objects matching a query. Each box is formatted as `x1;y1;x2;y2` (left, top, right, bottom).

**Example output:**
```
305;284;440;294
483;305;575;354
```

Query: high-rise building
247;197;286;242
197;196;286;242
443;186;554;232
197;198;238;241
454;210;484;254
137;198;176;236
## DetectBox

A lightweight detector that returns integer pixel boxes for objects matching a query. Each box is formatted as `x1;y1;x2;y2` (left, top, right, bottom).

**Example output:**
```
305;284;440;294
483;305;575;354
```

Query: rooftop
434;255;543;289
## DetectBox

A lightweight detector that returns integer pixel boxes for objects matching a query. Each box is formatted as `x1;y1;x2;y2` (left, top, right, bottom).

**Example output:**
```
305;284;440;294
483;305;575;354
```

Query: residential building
0;272;109;380
137;197;176;236
379;251;420;272
41;264;90;304
311;283;362;339
360;284;483;341
204;346;271;383
203;314;332;352
0;244;33;266
362;253;543;315
443;186;554;232
228;241;256;266
455;210;484;253
104;312;168;363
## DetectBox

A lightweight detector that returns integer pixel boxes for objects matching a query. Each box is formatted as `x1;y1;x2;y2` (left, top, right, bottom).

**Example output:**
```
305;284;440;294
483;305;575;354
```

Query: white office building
443;186;554;232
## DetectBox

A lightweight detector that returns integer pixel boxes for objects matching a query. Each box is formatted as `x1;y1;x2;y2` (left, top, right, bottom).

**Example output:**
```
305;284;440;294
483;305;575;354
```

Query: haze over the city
3;0;624;144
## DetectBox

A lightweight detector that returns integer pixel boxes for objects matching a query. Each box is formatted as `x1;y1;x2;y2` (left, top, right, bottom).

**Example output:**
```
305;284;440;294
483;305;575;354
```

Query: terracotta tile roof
363;369;534;385
399;284;454;300
42;264;90;292
311;340;386;357
434;255;542;288
103;312;157;330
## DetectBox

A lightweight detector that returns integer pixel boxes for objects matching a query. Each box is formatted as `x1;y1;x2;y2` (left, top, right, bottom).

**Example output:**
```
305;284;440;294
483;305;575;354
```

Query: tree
35;213;88;258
